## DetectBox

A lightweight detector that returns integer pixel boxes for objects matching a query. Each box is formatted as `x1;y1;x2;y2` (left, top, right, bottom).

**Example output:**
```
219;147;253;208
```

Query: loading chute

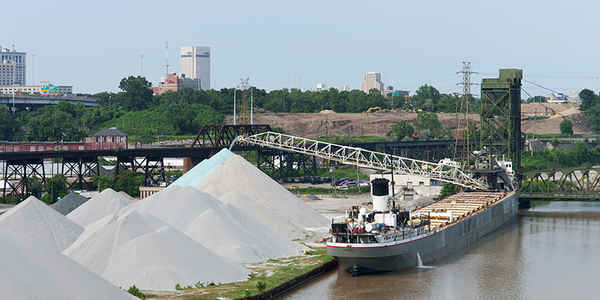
236;132;491;191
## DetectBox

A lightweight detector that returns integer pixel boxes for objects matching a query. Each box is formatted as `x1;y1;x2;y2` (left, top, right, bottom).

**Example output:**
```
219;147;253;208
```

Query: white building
315;83;326;91
179;46;211;90
547;93;568;104
0;82;72;96
360;72;383;94
0;47;26;86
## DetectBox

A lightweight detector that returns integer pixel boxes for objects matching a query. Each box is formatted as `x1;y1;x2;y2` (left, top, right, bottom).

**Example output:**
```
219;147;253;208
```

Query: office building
360;72;383;94
0;47;26;86
179;46;210;90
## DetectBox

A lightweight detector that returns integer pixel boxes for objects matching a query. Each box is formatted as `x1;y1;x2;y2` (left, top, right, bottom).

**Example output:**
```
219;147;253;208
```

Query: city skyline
3;0;600;95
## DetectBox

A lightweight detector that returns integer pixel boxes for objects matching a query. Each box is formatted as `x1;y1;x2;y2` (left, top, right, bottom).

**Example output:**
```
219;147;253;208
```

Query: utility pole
250;85;254;125
233;87;237;125
456;61;478;166
31;53;35;85
140;54;144;76
12;61;16;114
164;42;170;78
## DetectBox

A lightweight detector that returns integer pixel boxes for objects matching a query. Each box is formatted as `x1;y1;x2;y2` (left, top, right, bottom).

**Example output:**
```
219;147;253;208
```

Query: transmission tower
455;61;478;166
238;77;250;124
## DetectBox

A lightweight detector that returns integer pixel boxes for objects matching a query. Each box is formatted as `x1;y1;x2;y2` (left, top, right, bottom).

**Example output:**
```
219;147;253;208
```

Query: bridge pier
62;156;99;190
2;159;45;199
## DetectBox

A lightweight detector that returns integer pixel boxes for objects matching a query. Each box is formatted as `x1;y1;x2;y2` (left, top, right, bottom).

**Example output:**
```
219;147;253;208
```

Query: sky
3;0;600;96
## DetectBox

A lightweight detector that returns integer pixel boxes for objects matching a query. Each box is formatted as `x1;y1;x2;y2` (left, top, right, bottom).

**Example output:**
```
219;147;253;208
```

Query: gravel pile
67;188;132;227
0;231;136;300
0;196;83;252
64;210;249;290
51;192;89;215
124;185;305;263
174;149;328;238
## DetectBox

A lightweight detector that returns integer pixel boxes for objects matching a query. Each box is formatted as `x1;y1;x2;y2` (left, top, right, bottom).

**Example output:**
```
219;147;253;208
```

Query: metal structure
480;69;522;175
61;156;100;190
2;159;45;199
455;61;477;163
238;132;490;190
256;148;318;180
192;124;272;149
521;168;600;198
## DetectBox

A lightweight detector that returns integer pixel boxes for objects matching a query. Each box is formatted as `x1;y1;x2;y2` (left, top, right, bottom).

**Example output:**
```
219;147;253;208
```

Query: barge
327;179;518;275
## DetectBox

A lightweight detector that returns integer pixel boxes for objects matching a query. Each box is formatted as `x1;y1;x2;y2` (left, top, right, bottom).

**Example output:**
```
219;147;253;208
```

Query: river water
283;201;600;300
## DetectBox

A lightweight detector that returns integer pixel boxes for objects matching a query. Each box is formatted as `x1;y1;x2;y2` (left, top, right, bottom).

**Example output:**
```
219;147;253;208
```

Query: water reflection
283;202;600;300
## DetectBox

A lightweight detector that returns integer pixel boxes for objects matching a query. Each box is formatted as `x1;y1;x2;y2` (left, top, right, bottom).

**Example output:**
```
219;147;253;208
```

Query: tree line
0;76;475;142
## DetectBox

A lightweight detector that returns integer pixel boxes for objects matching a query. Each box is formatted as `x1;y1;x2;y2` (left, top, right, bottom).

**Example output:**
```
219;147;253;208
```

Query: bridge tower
479;69;524;202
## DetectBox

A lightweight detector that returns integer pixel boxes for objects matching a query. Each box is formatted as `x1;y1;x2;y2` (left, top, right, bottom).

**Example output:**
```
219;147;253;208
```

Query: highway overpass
0;95;98;109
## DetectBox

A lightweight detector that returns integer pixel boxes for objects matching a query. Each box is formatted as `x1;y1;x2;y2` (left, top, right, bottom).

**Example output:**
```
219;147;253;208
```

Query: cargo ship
327;178;518;275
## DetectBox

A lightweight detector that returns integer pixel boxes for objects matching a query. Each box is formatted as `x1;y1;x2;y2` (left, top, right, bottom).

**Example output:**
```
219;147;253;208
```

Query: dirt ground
225;103;592;138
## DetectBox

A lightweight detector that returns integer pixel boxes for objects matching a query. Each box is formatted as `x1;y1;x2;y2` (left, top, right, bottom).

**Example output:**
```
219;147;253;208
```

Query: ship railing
331;225;430;244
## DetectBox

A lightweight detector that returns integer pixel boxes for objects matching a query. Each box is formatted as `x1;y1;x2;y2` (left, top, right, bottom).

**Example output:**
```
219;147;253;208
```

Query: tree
463;123;480;142
579;89;597;111
0;105;19;140
25;177;43;198
439;183;459;199
389;121;414;141
527;96;546;103
42;175;68;204
94;170;144;197
415;112;443;138
118;76;153;110
560;119;574;135
415;85;440;101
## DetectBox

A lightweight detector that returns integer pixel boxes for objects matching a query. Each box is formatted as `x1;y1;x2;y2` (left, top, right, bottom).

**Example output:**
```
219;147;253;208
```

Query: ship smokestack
371;178;390;212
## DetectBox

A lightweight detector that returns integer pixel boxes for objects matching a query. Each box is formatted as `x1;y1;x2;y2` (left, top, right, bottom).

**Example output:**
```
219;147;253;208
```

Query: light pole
250;86;254;125
233;87;237;125
11;61;16;114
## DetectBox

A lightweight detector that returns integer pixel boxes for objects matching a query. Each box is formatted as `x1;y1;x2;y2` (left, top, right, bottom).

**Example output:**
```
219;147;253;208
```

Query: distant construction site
231;103;590;138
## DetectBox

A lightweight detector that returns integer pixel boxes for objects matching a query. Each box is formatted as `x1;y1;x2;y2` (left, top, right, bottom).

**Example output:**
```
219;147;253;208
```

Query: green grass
523;133;586;138
316;165;369;180
155;247;334;300
317;135;388;144
525;115;550;120
128;134;196;144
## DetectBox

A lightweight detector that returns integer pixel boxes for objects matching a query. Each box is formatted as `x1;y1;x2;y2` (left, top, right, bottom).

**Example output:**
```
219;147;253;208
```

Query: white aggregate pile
124;185;306;263
67;188;132;227
0;196;83;253
173;149;328;238
64;210;249;291
0;231;136;300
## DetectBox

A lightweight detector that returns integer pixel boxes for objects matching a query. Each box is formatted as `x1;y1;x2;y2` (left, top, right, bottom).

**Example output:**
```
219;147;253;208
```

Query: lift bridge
237;132;493;191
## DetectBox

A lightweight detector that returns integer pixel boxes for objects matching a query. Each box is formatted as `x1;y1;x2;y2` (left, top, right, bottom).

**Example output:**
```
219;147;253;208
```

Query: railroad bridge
520;167;600;201
1;124;472;201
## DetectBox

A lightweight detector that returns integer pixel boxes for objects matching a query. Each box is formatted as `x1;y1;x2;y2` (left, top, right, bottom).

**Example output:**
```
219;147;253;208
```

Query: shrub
256;281;267;292
127;285;146;299
175;283;183;290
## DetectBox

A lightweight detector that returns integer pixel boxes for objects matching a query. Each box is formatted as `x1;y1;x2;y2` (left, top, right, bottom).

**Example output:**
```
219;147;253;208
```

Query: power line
523;79;564;95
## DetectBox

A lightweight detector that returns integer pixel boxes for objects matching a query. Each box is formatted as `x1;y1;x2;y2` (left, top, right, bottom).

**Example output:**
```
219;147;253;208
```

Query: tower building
179;46;210;90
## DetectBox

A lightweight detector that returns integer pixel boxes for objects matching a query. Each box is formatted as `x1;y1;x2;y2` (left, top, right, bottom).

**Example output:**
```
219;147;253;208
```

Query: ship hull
328;192;519;274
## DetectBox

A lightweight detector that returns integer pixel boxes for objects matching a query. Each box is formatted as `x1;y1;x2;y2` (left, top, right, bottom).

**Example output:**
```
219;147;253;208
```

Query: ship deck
413;192;507;230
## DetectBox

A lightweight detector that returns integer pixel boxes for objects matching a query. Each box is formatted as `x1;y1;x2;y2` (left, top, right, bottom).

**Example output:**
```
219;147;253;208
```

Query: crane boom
237;132;490;190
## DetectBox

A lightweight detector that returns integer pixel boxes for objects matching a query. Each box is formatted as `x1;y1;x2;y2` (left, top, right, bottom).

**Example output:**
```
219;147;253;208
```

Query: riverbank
144;247;335;300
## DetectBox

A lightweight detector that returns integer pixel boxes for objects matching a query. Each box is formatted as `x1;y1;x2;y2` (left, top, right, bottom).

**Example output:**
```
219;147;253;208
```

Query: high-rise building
0;47;26;86
179;46;210;90
360;72;383;94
